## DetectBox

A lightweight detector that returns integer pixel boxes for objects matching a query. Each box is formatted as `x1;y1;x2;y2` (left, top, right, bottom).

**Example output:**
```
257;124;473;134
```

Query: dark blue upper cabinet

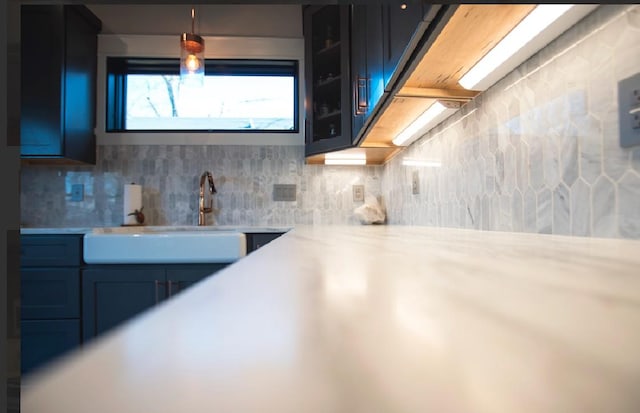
20;5;101;164
351;4;385;145
304;5;353;157
381;1;432;91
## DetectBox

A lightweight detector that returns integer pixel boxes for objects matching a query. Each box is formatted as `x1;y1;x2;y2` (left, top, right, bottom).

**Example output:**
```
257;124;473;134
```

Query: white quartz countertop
20;225;640;413
20;225;291;235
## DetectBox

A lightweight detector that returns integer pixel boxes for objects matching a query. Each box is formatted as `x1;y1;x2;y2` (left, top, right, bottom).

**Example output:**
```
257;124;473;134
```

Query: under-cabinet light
402;158;442;168
392;101;460;147
324;152;367;165
458;4;574;90
324;159;367;165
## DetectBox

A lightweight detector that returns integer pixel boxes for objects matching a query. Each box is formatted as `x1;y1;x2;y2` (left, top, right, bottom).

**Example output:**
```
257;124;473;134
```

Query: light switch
618;72;640;147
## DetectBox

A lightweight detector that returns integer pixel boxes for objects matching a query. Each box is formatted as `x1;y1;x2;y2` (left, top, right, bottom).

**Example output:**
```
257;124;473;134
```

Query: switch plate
412;171;420;195
273;184;296;202
619;72;640;147
71;184;84;201
352;185;364;202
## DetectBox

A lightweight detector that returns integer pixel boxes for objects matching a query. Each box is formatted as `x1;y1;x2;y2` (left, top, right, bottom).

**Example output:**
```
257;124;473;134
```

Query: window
106;57;299;133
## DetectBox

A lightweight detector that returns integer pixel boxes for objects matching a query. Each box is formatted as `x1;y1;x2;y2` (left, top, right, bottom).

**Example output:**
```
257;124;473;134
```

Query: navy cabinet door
382;1;427;90
303;5;354;157
166;264;227;297
82;268;164;341
21;319;80;376
351;4;385;145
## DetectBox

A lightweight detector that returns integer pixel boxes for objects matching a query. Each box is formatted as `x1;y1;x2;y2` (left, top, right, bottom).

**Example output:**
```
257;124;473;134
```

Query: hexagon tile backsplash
20;145;383;228
19;4;640;240
381;4;640;239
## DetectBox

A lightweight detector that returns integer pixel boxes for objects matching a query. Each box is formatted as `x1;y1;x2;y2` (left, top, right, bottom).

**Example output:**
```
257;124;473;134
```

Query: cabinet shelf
316;110;342;121
316;41;341;56
316;75;342;89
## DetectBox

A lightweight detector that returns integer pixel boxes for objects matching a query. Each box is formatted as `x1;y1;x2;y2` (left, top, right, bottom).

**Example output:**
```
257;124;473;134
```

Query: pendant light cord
191;7;195;34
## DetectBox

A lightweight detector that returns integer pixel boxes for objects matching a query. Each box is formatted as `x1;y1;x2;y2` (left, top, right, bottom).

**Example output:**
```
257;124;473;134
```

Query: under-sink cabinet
82;264;227;341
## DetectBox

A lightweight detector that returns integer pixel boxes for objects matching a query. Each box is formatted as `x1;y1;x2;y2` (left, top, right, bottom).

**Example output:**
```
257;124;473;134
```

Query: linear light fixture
401;158;442;168
392;101;461;147
458;4;575;90
324;152;367;165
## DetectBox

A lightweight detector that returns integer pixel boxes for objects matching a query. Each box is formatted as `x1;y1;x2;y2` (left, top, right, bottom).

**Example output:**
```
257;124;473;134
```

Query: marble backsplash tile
20;145;383;228
381;4;640;239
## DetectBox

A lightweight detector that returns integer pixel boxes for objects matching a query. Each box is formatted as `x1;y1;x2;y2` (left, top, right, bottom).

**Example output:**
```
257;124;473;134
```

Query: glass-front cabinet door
303;5;352;157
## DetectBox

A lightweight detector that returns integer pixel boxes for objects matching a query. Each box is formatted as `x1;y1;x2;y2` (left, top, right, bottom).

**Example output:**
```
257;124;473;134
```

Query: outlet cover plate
273;184;296;202
412;171;420;195
619;72;640;148
353;185;364;202
71;184;84;201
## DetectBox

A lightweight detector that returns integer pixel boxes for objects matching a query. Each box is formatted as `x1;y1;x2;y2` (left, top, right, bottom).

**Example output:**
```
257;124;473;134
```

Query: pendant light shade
180;7;205;85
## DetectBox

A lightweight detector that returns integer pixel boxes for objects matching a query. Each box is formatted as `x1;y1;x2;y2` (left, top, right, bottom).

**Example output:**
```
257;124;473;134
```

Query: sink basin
84;227;247;264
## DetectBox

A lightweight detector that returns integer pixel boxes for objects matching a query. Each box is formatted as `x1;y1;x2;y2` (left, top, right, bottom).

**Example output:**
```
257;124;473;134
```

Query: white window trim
96;34;305;146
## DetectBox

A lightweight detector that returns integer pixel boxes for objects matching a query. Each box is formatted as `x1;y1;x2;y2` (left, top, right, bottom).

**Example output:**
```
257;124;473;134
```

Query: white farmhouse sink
84;226;247;264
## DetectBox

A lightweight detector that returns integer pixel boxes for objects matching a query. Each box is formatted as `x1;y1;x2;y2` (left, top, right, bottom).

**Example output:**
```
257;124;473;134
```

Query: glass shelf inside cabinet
311;5;342;143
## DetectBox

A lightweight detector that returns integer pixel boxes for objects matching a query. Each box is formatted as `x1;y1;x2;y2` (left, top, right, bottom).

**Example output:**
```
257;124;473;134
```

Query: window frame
105;56;300;134
94;35;305;147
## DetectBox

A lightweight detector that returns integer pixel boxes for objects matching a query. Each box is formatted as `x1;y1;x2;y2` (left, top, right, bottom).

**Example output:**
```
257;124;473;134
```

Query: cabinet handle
154;280;166;304
354;76;368;116
167;280;183;298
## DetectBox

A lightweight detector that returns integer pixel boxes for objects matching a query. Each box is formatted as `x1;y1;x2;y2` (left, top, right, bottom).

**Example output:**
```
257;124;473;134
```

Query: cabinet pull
167;280;183;298
154;280;166;304
354;76;368;116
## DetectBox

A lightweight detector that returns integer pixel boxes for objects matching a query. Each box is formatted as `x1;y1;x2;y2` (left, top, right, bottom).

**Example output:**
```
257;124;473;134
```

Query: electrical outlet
71;184;84;201
412;171;419;195
619;72;640;147
273;184;296;202
353;185;364;202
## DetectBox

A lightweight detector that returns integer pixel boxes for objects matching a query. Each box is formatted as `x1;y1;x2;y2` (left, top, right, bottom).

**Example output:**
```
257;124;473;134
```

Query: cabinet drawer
21;319;80;375
21;235;83;267
21;268;80;319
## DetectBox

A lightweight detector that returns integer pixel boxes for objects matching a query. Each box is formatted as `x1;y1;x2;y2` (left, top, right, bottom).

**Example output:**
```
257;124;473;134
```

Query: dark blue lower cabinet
82;265;226;342
21;319;80;376
165;264;226;296
82;268;163;342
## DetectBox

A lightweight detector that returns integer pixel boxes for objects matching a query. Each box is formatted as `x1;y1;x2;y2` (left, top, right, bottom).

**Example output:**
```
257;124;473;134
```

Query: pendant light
180;7;205;86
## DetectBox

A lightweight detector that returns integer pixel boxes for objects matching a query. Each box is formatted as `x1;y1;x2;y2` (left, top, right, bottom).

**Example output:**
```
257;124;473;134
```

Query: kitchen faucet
198;171;217;226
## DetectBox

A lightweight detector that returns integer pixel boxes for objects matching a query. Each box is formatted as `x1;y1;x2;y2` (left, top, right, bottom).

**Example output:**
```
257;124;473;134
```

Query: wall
382;4;640;239
86;4;302;38
20;145;383;227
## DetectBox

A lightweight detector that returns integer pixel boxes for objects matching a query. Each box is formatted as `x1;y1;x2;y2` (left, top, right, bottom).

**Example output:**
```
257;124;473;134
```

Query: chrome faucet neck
198;171;217;226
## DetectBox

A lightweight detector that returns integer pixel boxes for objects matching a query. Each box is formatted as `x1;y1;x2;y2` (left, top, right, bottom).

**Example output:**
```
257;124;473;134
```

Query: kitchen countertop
20;225;291;235
20;225;640;413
